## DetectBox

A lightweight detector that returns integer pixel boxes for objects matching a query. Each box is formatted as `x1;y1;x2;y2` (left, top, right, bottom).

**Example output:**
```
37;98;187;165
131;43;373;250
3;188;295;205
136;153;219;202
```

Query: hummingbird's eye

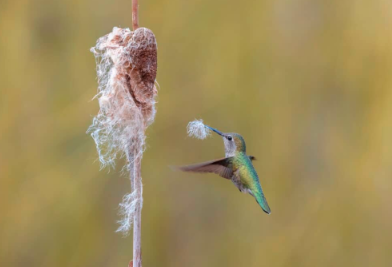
227;136;232;141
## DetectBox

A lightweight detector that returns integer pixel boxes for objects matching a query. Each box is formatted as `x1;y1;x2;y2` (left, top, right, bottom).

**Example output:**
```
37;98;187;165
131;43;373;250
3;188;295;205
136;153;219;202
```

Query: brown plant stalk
88;8;157;266
132;0;139;30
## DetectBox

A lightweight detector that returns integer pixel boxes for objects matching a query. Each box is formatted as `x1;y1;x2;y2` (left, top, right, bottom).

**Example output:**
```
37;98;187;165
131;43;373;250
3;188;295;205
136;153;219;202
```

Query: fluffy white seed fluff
187;119;211;139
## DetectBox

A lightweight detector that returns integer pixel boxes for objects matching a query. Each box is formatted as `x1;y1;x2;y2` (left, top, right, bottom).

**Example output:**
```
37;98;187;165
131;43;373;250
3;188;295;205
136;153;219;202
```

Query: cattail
88;25;157;267
187;119;212;139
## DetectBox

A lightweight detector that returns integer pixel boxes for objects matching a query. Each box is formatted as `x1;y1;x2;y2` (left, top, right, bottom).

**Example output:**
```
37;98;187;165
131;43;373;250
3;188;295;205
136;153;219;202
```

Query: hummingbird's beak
205;125;225;137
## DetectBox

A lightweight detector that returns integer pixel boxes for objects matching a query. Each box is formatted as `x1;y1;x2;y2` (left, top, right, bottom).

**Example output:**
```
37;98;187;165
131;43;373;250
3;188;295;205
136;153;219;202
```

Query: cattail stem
132;154;142;267
126;135;143;267
132;0;139;30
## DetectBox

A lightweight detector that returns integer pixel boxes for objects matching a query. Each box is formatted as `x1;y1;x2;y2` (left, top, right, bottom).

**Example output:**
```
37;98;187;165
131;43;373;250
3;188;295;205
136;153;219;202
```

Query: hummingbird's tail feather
255;193;271;214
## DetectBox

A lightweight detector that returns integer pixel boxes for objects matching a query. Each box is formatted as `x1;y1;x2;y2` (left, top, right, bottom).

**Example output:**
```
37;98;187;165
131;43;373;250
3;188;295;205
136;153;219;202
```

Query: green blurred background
2;0;392;266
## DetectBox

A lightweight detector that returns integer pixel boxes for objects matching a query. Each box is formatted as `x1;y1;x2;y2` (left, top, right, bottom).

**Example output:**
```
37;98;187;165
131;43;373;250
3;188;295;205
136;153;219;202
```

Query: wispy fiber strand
88;26;157;267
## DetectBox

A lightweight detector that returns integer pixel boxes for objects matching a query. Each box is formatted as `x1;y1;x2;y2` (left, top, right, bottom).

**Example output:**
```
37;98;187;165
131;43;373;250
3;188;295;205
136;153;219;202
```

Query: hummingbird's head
205;126;246;157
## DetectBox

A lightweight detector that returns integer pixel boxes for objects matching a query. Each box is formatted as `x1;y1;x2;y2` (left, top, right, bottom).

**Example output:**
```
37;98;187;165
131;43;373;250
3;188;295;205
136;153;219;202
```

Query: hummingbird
178;125;271;214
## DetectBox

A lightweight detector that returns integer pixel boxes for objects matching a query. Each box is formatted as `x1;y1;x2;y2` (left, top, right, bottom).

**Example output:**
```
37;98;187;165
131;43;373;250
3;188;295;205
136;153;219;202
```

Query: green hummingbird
179;125;271;214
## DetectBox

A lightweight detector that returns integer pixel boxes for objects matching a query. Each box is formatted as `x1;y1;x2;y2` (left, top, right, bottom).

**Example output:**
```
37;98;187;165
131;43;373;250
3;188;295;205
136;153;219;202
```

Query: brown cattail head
127;28;158;127
97;27;157;125
89;26;157;167
89;27;157;234
104;27;158;126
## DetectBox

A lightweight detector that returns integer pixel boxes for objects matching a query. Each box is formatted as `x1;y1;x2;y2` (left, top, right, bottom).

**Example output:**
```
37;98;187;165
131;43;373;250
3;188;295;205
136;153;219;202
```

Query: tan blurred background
1;0;392;266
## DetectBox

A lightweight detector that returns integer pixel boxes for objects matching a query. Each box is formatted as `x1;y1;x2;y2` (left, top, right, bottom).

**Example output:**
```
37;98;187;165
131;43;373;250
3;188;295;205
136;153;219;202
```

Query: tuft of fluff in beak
187;119;211;139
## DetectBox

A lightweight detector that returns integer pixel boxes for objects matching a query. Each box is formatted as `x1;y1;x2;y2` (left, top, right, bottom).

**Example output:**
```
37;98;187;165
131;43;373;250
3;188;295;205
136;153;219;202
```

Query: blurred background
1;0;392;266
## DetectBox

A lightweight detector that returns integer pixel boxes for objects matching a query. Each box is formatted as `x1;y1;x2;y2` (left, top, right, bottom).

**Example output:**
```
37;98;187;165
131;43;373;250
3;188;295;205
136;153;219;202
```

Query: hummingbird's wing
177;157;234;179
